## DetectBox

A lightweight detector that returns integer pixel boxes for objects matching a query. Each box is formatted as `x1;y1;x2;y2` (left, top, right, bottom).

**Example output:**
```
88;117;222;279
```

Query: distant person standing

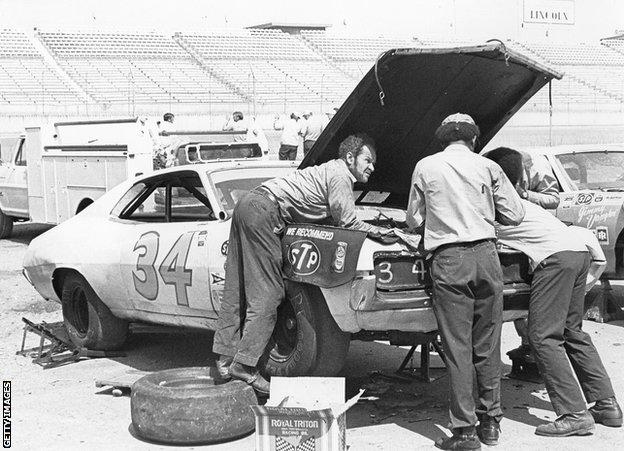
222;111;248;143
300;110;328;157
247;116;269;157
273;112;301;160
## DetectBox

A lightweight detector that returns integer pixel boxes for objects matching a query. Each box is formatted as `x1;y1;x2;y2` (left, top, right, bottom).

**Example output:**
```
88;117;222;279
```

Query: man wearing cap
486;147;622;437
407;113;525;449
300;111;329;157
213;133;395;395
273;112;302;160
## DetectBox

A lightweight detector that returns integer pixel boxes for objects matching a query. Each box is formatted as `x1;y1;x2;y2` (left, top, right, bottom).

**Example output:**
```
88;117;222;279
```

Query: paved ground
2;222;624;450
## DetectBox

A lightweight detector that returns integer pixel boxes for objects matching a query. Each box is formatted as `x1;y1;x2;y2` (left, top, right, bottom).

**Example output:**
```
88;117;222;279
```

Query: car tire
0;208;13;239
262;282;350;377
61;272;128;350
131;367;256;445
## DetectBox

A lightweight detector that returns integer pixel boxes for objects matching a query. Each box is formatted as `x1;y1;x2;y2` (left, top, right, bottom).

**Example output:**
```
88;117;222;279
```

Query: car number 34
132;231;195;306
376;258;427;287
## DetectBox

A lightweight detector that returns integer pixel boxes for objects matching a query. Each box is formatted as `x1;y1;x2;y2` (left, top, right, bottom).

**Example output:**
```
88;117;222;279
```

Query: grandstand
0;26;623;118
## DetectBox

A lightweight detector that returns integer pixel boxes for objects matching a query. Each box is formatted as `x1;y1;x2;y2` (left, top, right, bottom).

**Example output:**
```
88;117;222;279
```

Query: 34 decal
132;231;195;306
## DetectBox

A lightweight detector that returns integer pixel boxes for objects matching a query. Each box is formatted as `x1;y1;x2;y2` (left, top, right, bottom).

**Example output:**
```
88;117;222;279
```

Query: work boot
435;427;481;450
535;411;595;437
215;355;233;380
477;417;500;445
228;362;270;395
589;397;623;427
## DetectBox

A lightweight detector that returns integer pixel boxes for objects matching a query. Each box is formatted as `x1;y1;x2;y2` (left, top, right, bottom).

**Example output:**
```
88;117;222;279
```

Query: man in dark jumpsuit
407;114;525;449
212;133;393;394
487;148;622;436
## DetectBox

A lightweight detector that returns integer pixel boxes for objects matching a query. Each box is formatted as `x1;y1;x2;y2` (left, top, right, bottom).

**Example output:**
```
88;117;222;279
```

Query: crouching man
212;133;394;395
486;147;622;436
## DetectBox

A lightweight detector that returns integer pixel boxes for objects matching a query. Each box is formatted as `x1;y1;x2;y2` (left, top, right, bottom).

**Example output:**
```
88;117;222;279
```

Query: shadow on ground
343;341;556;444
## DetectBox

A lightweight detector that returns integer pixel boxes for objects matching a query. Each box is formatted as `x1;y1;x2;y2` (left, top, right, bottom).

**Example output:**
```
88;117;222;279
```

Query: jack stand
395;333;446;382
584;279;624;323
506;345;541;383
17;317;125;368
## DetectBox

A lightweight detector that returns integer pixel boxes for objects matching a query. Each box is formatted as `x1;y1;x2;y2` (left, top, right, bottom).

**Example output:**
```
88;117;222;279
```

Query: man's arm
222;115;234;131
492;165;525;226
406;168;426;230
526;164;560;209
327;172;388;235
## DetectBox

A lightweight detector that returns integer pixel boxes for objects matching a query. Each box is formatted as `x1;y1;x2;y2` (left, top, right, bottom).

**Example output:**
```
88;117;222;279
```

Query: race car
523;144;624;280
23;42;604;377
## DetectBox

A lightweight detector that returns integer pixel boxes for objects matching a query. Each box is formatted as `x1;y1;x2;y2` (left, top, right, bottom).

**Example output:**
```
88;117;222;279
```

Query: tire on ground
261;281;350;377
61;272;128;350
0;208;13;239
131;367;256;445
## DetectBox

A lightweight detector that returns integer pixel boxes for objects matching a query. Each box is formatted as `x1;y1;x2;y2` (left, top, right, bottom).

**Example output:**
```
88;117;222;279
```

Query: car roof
145;159;299;179
523;143;624;156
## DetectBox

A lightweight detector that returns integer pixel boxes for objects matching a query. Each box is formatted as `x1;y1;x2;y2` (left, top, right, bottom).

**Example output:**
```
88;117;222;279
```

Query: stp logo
288;240;321;275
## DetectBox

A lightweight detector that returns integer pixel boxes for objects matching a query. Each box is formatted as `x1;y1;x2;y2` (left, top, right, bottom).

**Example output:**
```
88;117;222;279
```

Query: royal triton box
251;377;363;451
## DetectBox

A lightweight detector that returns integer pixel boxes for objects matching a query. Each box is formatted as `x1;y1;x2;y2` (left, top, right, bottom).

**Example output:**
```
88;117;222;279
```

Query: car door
116;170;224;324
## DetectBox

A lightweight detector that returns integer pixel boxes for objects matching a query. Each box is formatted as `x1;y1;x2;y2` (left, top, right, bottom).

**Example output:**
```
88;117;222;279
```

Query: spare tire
131;367;256;445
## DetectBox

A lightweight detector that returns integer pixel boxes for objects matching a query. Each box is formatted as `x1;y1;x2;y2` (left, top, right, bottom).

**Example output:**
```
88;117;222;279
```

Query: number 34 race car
23;43;604;377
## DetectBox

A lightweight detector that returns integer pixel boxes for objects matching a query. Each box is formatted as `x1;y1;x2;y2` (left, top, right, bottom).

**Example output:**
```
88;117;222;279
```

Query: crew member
488;147;560;369
213;133;394;394
487;147;622;437
222;111;248;143
273;112;301;160
300;110;328;157
407;114;525;449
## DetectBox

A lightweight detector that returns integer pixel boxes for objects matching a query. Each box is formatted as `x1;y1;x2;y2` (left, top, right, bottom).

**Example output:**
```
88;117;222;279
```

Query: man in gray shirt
213;133;393;394
407;114;525;449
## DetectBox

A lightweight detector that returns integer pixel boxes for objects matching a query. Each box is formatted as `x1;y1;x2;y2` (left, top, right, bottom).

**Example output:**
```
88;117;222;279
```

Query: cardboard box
251;377;363;451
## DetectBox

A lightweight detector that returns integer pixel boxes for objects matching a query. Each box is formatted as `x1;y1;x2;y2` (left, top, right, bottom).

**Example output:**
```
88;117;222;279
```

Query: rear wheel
61;273;128;350
261;282;350;377
0;208;13;239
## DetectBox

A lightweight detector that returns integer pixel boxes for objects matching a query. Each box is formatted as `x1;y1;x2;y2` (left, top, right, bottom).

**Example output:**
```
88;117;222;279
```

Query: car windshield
209;167;296;213
555;151;624;191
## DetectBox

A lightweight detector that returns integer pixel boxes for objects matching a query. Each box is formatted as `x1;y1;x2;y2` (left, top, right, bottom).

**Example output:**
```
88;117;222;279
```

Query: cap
435;112;480;144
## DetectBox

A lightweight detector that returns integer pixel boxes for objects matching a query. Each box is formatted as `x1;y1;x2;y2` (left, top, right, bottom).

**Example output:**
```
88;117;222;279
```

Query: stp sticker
287;240;321;275
575;193;594;205
221;240;229;256
595;226;609;244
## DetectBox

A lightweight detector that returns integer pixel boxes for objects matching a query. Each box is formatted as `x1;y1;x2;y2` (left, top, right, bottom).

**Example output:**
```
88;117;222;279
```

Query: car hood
301;42;562;208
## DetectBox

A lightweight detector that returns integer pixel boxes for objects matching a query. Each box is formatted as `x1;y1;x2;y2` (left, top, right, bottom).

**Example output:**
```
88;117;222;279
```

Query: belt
252;186;279;206
433;238;495;254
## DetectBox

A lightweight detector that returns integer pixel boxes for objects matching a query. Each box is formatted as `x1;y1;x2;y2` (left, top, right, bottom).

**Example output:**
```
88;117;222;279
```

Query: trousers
212;191;285;366
528;251;615;415
278;144;298;160
431;239;504;429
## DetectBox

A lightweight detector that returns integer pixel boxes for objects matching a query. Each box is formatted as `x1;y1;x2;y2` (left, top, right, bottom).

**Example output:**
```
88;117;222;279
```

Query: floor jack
17;317;125;369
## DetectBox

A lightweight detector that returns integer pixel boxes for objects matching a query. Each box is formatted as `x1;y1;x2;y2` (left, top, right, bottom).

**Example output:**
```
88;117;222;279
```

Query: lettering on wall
523;0;575;25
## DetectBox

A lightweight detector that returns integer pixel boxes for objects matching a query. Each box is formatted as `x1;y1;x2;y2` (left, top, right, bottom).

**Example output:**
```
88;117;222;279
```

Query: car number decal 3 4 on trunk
132;231;197;306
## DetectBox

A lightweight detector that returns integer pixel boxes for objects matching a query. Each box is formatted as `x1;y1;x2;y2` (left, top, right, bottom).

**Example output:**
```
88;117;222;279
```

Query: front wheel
61;273;128;350
261;282;350;377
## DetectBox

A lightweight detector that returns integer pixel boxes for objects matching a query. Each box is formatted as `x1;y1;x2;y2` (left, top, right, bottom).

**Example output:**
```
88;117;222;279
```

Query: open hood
301;42;562;208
